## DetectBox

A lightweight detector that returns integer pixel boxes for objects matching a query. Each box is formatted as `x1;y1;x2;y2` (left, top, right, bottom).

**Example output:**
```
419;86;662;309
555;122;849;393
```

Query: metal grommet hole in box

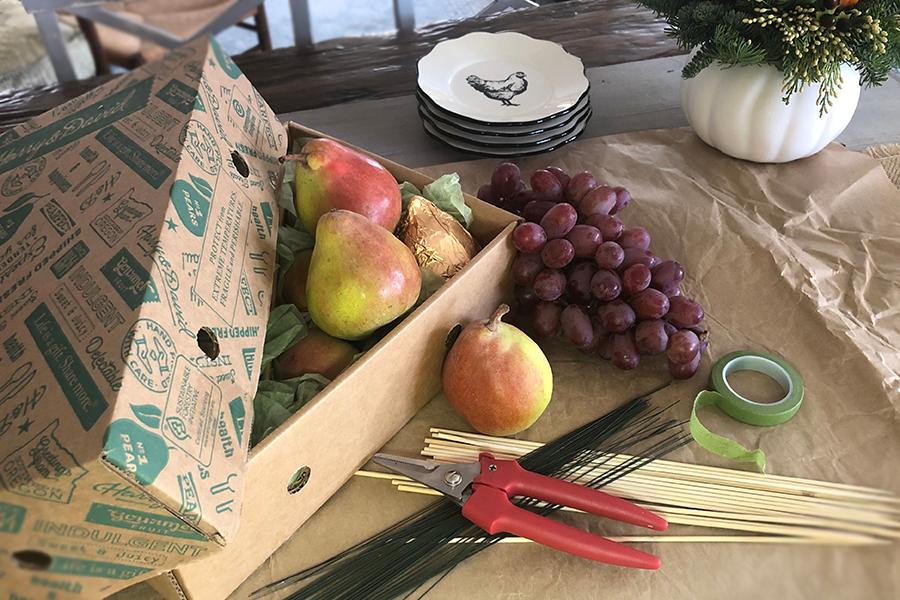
231;150;250;178
12;550;52;571
287;466;311;495
197;327;220;359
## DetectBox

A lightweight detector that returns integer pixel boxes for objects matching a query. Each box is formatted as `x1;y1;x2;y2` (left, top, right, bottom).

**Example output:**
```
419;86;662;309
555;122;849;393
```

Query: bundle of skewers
254;391;897;600
357;428;899;546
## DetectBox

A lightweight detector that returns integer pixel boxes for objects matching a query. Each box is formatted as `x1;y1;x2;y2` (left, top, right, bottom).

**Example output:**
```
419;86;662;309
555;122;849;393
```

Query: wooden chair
70;0;272;75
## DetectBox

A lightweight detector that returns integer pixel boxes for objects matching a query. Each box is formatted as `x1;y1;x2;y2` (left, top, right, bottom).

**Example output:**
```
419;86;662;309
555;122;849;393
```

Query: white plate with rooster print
417;88;590;135
417;32;589;124
421;110;590;157
419;102;592;147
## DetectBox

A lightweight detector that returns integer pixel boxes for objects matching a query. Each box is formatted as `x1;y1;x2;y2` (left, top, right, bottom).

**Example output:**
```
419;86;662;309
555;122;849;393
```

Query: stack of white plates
416;32;591;157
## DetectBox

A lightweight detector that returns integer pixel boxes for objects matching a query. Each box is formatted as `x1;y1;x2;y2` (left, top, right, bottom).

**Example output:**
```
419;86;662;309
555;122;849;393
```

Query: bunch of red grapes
478;163;708;379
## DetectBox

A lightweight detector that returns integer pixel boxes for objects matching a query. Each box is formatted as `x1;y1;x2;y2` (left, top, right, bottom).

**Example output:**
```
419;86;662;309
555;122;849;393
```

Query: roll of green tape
690;351;804;473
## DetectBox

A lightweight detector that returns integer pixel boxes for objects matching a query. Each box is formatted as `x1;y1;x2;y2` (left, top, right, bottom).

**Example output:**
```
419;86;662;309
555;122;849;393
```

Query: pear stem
283;153;311;169
486;304;510;332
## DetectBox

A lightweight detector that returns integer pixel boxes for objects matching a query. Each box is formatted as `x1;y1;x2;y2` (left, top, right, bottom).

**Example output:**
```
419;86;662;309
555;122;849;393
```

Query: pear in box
294;139;402;234
274;329;357;380
307;210;421;341
282;249;312;310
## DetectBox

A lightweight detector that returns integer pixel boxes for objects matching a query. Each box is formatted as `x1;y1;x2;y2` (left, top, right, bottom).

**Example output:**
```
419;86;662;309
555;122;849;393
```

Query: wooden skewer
636;503;900;539
395;483;445;496
354;427;900;549
423;444;900;519
423;439;900;510
420;457;900;532
429;429;900;500
391;479;895;541
377;466;891;533
387;471;895;539
354;472;894;544
597;474;900;526
391;483;883;544
355;470;401;481
428;428;900;502
421;448;900;531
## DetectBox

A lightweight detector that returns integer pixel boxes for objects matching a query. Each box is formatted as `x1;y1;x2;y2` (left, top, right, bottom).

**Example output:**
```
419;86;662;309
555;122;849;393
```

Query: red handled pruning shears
373;451;667;570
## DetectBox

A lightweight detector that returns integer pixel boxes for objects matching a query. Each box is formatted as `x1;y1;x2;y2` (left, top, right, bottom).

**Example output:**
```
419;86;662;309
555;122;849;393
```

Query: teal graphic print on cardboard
170;174;211;236
0;195;35;245
85;502;206;540
241;347;256;381
50;239;89;279
209;37;242;80
180;120;221;175
0;421;88;504
143;276;160;304
131;403;162;429
102;419;169;485
156;79;198;115
101;248;152;311
161;356;222;466
25;303;108;430
96;126;172;189
1;157;46;199
228;397;245;446
0;501;26;533
260;201;274;235
0;35;287;596
0;77;153;174
121;318;177;393
177;470;202;525
48;556;152;580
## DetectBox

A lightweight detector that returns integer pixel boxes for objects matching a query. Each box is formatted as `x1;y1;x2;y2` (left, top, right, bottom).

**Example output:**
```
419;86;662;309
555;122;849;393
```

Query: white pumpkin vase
681;62;861;163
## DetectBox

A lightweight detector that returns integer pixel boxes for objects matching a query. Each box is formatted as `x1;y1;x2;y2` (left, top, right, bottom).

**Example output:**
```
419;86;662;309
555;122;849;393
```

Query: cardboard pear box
146;123;517;600
0;37;284;597
0;36;517;599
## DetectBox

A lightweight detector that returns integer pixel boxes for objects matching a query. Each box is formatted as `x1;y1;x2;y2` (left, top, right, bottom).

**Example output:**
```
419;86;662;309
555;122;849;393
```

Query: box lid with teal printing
0;36;286;594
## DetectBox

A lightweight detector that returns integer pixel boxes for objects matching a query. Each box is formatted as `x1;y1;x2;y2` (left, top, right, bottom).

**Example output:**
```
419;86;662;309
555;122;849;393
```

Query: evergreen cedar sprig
636;0;900;115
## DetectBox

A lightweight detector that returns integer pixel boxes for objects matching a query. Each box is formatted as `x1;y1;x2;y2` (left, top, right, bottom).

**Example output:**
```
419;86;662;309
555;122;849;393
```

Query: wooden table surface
0;0;681;132
282;56;900;168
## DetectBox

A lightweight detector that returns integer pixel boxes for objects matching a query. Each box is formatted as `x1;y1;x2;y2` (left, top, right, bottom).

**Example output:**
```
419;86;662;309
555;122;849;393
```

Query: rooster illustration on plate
466;71;528;106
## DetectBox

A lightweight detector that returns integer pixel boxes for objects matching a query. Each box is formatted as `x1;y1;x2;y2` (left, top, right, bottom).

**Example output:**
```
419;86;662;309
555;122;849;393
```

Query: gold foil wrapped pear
398;196;479;279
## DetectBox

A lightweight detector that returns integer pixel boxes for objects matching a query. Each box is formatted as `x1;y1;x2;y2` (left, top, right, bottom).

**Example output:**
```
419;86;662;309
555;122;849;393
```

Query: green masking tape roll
690;351;804;473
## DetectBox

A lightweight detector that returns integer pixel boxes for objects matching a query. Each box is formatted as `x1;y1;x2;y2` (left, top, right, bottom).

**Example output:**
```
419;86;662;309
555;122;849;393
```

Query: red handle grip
473;454;667;531
461;486;661;570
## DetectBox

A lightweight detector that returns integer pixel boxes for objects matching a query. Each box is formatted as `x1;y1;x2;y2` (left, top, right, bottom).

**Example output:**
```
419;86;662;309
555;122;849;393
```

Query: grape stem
486;304;510;332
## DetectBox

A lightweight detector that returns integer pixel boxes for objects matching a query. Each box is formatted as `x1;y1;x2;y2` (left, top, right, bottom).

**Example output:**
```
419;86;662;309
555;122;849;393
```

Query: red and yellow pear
294;139;401;233
274;328;357;380
306;210;421;340
282;249;312;310
442;304;553;436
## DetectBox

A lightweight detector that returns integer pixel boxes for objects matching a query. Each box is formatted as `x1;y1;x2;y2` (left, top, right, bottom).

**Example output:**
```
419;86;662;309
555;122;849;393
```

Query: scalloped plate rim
417;31;589;124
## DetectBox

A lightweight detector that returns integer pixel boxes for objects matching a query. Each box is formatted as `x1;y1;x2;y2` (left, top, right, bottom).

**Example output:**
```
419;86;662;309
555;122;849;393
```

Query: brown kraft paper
133;127;899;600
